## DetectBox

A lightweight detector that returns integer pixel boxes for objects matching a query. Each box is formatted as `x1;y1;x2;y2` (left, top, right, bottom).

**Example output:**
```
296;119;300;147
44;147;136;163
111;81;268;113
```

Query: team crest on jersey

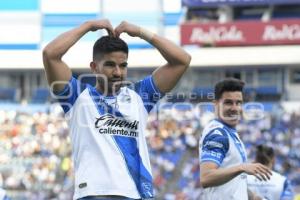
240;173;247;179
94;114;139;137
142;182;152;190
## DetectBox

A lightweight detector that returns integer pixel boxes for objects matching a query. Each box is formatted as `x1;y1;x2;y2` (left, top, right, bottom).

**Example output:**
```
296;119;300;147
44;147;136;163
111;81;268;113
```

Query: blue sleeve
53;76;87;113
280;179;294;200
200;128;229;166
134;75;164;113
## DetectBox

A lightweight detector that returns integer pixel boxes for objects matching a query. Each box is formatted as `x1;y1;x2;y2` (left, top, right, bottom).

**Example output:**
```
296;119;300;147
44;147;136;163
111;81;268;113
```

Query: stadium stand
0;0;300;199
0;103;300;199
31;88;50;103
0;88;17;103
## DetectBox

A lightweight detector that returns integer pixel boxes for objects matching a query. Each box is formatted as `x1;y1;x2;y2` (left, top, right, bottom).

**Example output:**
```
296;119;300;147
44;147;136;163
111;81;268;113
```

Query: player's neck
267;162;273;169
216;118;237;130
95;84;118;97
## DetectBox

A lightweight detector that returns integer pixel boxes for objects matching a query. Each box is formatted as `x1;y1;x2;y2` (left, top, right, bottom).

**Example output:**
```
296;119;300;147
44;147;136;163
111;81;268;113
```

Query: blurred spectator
0;102;300;199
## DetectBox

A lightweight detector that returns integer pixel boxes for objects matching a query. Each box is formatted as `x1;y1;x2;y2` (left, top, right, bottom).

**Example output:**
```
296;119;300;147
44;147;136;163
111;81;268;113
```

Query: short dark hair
214;78;245;100
93;36;128;60
255;144;274;165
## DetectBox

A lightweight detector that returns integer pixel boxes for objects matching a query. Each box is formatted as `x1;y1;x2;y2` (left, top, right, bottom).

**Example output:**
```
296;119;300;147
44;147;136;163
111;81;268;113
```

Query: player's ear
213;99;219;114
90;61;97;73
271;157;275;167
213;99;218;106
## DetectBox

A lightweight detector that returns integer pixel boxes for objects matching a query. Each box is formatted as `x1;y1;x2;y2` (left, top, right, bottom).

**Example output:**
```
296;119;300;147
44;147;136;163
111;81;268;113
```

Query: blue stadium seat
261;102;275;112
173;103;193;111
255;86;279;95
244;87;256;94
0;88;17;102
192;87;214;96
178;177;188;188
273;10;300;18
236;14;262;20
31;88;50;103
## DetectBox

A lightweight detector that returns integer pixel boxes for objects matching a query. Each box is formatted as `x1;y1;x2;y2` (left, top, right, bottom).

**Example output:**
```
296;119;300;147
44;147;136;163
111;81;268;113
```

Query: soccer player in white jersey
42;19;191;200
199;78;272;200
248;144;294;200
0;188;10;200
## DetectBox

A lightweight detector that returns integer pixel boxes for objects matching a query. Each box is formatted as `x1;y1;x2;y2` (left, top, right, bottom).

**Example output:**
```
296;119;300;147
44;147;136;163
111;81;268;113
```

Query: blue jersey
55;75;163;199
199;119;248;200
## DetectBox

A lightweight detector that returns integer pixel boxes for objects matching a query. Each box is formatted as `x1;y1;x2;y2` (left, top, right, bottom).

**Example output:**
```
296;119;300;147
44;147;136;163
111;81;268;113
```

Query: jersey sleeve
280;179;294;200
4;195;11;200
200;128;229;166
0;188;10;200
134;75;164;113
53;76;87;113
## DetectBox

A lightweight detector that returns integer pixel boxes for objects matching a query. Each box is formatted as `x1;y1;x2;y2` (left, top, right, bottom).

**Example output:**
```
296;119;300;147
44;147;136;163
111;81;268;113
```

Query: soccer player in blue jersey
42;19;191;200
248;145;294;200
199;78;272;200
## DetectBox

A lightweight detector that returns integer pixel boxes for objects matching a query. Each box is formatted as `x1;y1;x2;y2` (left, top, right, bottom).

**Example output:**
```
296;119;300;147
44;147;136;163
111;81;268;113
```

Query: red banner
180;19;300;46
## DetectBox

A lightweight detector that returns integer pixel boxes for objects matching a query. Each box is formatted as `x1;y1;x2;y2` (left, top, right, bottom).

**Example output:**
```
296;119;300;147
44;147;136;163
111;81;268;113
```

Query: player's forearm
43;21;92;60
200;164;243;188
140;29;191;67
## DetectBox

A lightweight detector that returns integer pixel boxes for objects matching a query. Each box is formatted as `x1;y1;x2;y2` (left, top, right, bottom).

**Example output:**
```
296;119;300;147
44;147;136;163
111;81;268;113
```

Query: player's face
215;91;243;128
91;51;128;95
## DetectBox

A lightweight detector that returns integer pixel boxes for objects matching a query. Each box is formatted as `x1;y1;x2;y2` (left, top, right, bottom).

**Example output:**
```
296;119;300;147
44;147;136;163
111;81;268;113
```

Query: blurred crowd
0;109;73;199
0;103;300;199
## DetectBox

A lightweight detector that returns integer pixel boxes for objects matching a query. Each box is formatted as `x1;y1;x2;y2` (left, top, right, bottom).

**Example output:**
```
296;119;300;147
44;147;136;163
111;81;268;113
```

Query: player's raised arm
42;19;114;92
115;21;191;93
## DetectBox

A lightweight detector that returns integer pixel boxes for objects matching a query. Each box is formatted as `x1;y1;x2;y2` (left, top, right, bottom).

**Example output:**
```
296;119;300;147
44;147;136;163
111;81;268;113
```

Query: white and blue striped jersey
248;170;294;200
199;119;248;200
55;75;163;200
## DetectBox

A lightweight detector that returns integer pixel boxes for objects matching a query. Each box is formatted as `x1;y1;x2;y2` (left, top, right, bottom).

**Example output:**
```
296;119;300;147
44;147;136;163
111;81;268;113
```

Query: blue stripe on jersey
134;75;164;113
88;86;154;198
280;179;294;199
54;77;87;113
222;125;247;163
113;135;154;198
201;128;229;166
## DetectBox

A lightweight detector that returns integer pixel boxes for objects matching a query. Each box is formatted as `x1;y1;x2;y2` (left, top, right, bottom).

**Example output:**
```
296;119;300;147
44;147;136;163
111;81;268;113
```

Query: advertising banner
180;19;300;46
